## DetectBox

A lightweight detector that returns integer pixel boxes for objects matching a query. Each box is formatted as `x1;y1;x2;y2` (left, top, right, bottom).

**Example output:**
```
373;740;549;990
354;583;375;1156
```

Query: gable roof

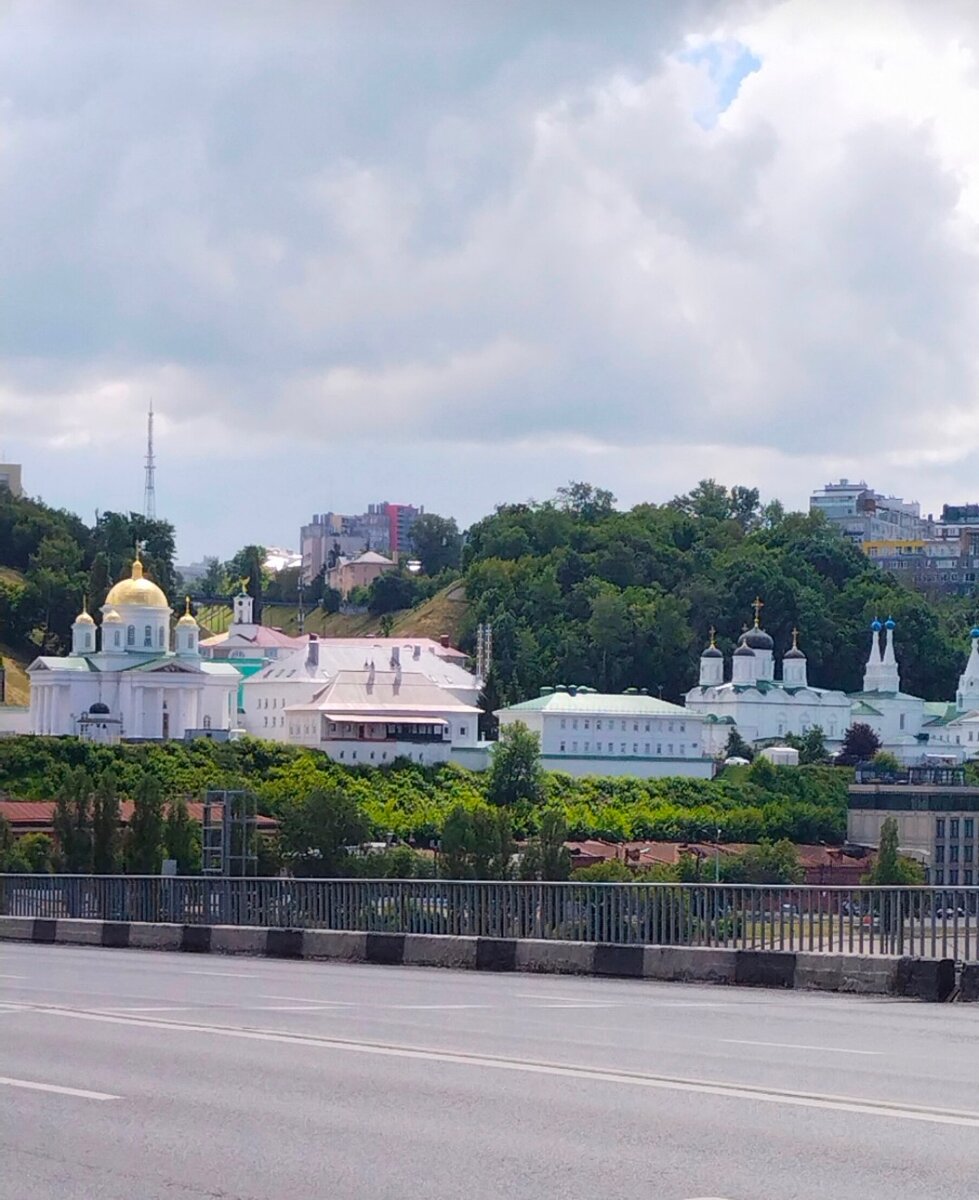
499;691;693;717
287;669;480;716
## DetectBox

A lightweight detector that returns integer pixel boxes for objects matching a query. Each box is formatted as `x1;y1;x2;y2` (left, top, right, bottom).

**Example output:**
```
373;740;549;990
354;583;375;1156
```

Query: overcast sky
3;0;979;561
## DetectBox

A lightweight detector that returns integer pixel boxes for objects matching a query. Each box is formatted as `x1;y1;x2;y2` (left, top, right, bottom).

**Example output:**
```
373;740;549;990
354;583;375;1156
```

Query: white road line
0;974;26;979
24;1004;975;1128
383;1004;492;1011
252;1005;340;1012
179;970;255;978
95;1006;194;1014
528;1003;615;1010
721;1039;881;1056
0;1075;120;1101
259;994;353;1005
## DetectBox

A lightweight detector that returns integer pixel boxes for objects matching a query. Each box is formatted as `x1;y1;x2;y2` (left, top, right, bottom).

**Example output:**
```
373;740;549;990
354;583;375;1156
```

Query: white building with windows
684;610;851;754
241;635;479;740
495;687;713;779
286;668;480;765
27;557;239;741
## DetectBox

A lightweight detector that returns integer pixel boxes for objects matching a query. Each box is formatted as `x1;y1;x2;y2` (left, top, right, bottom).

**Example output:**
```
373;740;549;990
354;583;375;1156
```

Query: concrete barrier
514;939;595;975
403;933;478;970
644;946;737;984
0;916;971;1000
302;930;366;962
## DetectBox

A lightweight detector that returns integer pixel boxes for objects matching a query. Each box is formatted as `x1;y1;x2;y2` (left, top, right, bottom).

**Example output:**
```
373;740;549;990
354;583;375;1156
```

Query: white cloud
3;0;979;556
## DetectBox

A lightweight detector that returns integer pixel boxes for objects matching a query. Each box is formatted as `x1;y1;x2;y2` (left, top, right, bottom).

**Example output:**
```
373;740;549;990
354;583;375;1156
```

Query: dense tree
797;726;828;765
410;513;462;576
865;817;924;885
439;805;514;879
278;788;370;877
126;774;166;874
225;546;266;619
92;769;121;874
486;721;544;808
841;722;881;763
164;798;200;874
198;557;225;599
53;768;94;873
519;809;572;880
723;728;755;762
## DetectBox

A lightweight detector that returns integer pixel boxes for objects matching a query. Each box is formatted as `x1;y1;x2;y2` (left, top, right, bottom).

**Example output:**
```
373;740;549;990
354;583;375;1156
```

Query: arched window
114;631;121;648
144;624;152;647
85;632;93;650
203;715;212;730
158;626;165;648
127;625;135;647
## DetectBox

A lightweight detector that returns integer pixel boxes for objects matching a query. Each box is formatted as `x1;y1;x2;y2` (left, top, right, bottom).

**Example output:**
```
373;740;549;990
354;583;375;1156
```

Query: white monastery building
496;687;713;779
684;602;851;754
27;556;238;741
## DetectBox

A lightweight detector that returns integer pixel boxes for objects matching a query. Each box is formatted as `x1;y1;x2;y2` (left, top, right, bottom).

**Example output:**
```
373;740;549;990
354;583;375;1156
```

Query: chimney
306;634;319;668
440;633;450;648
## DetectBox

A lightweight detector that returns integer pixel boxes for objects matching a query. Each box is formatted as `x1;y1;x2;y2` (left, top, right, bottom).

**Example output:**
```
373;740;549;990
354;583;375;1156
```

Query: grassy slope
200;582;470;646
0;568;30;704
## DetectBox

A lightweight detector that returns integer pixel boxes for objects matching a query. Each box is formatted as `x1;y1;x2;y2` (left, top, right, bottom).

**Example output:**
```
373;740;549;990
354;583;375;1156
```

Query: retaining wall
0;916;965;1001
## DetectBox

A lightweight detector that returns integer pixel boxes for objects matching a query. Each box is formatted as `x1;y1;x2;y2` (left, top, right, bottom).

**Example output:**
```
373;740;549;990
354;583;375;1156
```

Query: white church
684;601;851;753
28;555;239;741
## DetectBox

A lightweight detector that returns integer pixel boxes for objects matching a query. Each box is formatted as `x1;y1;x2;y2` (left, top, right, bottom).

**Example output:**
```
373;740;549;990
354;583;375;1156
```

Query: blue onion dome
739;627;774;651
733;643;755;658
970;627;979;640
871;618;882;632
784;646;806;660
702;644;722;659
885;617;896;630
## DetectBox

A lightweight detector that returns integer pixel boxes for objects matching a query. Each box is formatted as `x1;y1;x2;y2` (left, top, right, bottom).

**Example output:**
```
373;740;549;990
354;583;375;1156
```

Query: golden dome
103;608;123;624
74;601;95;626
104;557;169;610
176;596;198;627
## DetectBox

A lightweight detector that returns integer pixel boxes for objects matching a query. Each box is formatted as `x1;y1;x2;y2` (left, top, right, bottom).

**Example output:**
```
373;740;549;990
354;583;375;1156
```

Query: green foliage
724;728;754;762
797;725;828;765
164;797;200;874
410;513;463;576
720;838;804;884
461;479;970;705
571;859;633;882
126;774;166;874
871;750;903;774
486;721;544;808
519;809;572;880
278;787;370;877
53;768;94;873
865;816;925;885
439;804;514;879
5;832;55;874
92;769;121;874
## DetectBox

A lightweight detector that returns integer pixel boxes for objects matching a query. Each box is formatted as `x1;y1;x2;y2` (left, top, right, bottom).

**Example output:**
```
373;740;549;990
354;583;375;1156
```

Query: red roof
0;799;277;832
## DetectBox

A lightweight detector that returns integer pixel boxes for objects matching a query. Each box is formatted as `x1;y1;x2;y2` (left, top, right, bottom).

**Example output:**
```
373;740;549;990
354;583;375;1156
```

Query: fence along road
3;875;979;960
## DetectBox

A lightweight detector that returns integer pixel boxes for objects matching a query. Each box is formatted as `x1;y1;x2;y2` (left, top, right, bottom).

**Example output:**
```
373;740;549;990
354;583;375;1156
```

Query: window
899;713;905;731
572;719;578;731
608;742;613;752
935;869;945;885
560;741;566;752
620;743;626;754
114;631;121;648
644;723;650;733
633;723;639;733
144;624;152;647
951;845;960;863
668;722;674;732
620;721;626;732
460;726;467;737
667;743;673;755
158;626;165;648
951;819;961;839
263;717;268;727
680;723;685;733
966;818;975;839
679;744;685;755
644;743;650;755
561;718;566;729
596;720;602;731
966;845;974;863
950;869;960;885
584;720;590;730
967;870;975;886
657;743;662;755
572;741;578;752
127;625;135;646
935;845;945;863
273;699;277;709
584;741;590;752
632;743;638;754
203;716;211;730
936;818;946;839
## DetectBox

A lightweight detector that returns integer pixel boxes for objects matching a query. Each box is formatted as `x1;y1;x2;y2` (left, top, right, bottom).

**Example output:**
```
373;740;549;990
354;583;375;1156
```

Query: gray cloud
2;0;979;557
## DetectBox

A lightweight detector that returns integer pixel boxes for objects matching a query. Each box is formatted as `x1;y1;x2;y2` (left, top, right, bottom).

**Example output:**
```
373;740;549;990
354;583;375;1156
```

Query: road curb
0;916;963;999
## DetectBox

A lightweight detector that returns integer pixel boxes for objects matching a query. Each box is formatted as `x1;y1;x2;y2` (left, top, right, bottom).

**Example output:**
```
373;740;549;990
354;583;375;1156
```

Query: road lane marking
0;1075;120;1101
384;1004;491;1010
95;1006;194;1014
722;1039;881;1056
529;1003;615;1010
253;1005;341;1012
21;1004;978;1128
0;974;26;979
260;995;353;1005
179;970;255;978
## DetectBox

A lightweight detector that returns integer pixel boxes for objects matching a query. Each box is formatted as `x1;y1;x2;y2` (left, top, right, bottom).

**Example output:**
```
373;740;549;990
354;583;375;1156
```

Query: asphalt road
2;947;979;1200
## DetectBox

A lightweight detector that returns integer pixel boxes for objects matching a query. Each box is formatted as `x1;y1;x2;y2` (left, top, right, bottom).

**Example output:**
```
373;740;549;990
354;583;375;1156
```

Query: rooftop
500;690;693;717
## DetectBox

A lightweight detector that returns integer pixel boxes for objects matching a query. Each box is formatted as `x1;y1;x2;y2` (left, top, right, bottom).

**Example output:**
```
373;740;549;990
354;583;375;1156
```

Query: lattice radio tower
143;402;156;519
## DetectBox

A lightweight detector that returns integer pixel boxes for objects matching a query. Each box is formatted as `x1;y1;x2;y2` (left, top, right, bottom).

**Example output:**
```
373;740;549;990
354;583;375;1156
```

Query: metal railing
3;875;979;959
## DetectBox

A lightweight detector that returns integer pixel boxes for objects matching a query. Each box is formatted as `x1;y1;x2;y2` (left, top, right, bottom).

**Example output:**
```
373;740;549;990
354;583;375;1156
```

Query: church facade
28;557;239;741
684;603;852;754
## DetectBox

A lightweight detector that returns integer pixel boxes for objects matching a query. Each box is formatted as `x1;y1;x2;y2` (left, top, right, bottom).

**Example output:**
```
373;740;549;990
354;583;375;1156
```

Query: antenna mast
143;402;156;519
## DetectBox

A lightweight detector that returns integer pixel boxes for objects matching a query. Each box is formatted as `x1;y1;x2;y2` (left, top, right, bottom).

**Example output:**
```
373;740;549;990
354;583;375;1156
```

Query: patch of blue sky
679;39;762;129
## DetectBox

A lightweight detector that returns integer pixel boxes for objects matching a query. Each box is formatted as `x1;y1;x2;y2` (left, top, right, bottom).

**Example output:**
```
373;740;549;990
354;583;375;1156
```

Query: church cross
752;596;764;627
791;627;799;650
708;625;716;647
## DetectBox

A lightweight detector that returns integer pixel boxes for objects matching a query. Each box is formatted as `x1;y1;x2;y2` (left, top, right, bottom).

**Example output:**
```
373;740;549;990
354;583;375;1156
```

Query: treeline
0;736;850;867
463;480;973;708
0;489;176;655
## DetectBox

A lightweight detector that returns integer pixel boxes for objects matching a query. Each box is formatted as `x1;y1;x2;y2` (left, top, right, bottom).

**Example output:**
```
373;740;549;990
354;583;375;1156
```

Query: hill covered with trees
463;480;972;710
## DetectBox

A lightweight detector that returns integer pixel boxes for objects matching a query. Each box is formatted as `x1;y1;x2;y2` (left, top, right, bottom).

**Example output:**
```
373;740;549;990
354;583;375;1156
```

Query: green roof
499;691;691;717
851;700;884;717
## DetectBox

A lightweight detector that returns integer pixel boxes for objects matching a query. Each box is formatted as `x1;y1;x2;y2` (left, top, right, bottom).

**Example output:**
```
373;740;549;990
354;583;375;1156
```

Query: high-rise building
809;479;929;543
300;502;424;581
0;464;23;497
